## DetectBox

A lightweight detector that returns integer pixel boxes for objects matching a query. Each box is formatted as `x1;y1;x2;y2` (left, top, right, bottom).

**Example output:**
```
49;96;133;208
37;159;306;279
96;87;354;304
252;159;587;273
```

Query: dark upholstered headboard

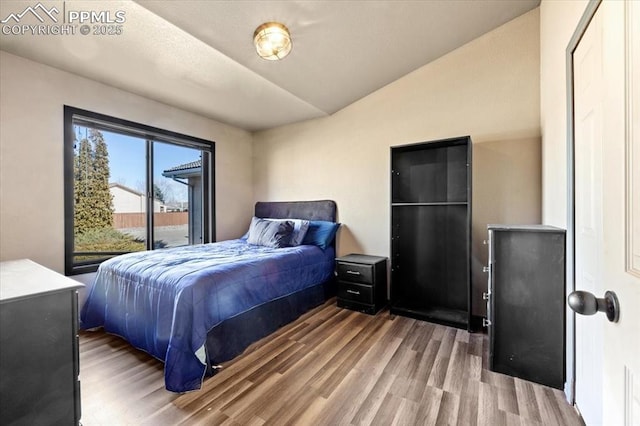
254;200;337;223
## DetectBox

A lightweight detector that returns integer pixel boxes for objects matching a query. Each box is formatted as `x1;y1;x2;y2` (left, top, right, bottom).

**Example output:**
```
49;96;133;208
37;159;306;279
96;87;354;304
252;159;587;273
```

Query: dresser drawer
336;262;373;284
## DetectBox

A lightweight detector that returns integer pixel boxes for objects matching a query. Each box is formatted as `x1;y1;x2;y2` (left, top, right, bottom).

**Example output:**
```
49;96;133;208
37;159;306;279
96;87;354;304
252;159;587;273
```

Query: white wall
0;51;254;274
110;185;145;213
253;9;542;316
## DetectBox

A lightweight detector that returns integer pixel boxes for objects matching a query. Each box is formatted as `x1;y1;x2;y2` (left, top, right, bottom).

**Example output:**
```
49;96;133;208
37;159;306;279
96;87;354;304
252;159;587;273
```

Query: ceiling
0;0;540;131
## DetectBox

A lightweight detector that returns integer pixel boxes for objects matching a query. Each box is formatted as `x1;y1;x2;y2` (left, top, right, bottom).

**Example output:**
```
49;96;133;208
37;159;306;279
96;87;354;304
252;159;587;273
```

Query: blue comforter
80;239;334;392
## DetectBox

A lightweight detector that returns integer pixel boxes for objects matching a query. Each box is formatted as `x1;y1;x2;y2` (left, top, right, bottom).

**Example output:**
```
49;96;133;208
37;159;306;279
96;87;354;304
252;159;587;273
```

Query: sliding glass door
154;141;203;248
64;106;215;275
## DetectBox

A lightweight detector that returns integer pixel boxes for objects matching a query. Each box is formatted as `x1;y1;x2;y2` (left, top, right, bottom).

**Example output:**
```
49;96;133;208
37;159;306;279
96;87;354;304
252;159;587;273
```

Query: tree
74;133;94;234
73;127;113;234
89;129;113;229
153;184;166;203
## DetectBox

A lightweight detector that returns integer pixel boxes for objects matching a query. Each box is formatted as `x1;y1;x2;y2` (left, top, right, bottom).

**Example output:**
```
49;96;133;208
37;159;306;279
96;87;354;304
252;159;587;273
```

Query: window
64;106;215;275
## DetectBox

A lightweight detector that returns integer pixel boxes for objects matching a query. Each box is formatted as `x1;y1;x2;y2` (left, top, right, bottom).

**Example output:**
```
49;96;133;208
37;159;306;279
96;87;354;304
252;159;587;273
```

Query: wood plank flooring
79;299;584;425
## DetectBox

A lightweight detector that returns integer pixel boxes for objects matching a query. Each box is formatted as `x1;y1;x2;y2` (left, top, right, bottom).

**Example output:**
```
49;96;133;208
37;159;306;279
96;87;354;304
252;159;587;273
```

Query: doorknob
568;290;620;323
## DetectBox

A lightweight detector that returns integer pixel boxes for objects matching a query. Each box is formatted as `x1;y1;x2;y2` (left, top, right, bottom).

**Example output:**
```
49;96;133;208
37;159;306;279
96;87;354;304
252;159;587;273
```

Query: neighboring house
162;160;201;244
109;183;163;213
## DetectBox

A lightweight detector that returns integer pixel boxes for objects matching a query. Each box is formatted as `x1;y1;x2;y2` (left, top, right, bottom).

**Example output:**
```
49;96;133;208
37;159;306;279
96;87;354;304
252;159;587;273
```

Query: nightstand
336;254;387;315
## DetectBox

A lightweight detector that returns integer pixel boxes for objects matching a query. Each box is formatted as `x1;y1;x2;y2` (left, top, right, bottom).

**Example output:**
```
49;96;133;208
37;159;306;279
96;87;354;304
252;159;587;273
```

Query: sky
75;127;201;204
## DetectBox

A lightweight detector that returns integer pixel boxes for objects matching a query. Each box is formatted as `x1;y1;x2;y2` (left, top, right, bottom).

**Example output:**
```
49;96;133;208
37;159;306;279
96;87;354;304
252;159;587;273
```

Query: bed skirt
205;277;336;374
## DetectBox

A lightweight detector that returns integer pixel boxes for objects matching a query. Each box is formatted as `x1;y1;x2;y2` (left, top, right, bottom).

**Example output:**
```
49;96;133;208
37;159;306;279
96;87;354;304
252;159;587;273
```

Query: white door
573;1;640;425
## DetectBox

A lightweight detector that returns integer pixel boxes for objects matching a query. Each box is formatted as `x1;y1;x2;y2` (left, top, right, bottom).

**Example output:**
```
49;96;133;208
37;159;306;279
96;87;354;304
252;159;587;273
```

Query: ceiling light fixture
253;22;292;61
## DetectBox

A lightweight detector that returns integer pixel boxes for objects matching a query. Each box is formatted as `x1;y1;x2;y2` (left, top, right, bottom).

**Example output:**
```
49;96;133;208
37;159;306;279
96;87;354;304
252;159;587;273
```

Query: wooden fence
113;212;188;229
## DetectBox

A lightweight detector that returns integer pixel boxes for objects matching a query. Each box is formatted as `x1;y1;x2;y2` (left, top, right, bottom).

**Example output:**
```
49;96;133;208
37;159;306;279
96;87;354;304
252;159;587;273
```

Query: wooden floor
79;299;584;425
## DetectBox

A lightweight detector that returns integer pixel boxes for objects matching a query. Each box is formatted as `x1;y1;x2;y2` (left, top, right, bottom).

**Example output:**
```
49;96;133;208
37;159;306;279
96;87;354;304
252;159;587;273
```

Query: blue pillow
247;217;294;248
301;220;340;249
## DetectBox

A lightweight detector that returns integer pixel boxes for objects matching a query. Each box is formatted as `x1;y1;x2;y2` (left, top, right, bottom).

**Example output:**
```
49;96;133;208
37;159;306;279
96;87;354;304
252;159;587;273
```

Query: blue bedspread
80;239;334;392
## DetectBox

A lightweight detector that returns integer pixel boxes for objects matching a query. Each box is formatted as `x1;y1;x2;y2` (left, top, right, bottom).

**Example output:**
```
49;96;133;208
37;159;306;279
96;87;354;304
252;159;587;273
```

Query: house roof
109;182;144;196
162;160;202;179
163;160;201;173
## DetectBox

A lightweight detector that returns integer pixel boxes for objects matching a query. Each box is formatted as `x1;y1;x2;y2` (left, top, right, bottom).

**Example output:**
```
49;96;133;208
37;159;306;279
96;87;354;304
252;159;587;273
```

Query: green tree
73;127;113;234
89;129;114;229
74;133;94;234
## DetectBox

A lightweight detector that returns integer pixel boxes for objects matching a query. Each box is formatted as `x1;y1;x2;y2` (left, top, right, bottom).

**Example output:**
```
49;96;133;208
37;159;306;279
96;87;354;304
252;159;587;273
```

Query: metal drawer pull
346;289;361;295
483;266;490;273
346;270;361;275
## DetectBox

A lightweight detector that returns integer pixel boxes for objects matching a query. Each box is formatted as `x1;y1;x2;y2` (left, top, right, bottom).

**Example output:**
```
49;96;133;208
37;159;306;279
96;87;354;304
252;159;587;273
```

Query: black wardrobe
390;136;472;331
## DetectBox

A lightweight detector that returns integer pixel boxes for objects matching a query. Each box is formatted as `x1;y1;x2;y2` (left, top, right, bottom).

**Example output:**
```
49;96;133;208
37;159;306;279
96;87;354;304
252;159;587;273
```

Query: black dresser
0;259;83;425
485;225;566;389
336;254;387;315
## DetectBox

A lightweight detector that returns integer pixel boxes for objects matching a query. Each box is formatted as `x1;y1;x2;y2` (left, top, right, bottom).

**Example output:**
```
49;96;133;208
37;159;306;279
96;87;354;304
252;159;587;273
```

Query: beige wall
0;51;254;273
253;9;542;316
539;0;589;400
540;0;589;228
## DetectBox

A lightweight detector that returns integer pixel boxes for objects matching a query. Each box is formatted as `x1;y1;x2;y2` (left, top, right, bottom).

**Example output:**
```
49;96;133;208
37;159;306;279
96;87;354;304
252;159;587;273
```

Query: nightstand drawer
337;281;373;304
336;262;373;284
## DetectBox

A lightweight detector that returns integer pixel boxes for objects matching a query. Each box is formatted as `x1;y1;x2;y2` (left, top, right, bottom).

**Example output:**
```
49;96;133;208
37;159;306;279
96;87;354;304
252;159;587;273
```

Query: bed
80;200;338;393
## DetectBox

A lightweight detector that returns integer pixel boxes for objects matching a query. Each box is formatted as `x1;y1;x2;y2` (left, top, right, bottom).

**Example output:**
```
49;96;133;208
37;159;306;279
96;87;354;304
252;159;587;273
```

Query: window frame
63;106;215;276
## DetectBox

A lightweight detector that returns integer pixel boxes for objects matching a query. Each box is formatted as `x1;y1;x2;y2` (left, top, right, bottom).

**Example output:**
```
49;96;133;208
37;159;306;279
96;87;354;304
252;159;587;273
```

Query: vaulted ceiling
0;0;540;131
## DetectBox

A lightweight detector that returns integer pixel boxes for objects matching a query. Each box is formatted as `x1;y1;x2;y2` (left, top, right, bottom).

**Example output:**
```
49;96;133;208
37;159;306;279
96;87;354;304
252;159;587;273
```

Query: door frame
565;0;602;405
